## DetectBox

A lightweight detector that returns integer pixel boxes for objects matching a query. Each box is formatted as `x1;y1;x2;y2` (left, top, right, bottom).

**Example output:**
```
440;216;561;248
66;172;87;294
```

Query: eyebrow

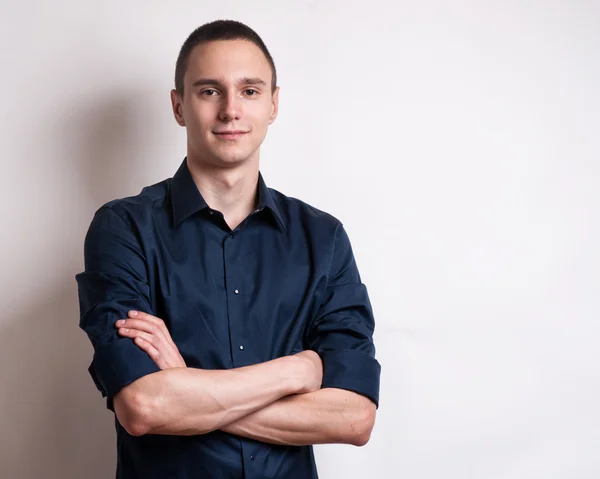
191;77;267;88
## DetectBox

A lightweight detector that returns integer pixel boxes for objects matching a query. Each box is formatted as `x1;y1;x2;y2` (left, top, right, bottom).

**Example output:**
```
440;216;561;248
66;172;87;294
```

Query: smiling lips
214;130;248;140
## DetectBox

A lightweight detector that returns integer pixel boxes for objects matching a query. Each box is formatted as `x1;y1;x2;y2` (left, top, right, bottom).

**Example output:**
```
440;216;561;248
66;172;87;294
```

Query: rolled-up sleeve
75;206;160;410
307;224;381;408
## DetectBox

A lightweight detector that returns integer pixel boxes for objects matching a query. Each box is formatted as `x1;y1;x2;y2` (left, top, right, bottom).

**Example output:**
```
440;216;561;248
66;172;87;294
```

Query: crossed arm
112;311;376;447
76;208;379;448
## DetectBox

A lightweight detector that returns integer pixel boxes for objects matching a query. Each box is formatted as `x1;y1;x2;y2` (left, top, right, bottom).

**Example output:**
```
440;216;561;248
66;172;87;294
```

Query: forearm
116;356;303;436
221;388;376;447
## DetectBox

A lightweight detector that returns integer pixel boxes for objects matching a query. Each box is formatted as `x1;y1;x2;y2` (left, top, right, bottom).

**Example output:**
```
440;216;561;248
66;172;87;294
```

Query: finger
117;327;161;347
118;326;180;367
116;318;159;335
127;311;176;346
132;337;168;369
117;320;176;350
128;311;163;325
121;318;176;349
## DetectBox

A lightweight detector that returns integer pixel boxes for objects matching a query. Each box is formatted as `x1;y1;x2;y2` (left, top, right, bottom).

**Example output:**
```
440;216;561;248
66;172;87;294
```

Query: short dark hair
174;20;277;96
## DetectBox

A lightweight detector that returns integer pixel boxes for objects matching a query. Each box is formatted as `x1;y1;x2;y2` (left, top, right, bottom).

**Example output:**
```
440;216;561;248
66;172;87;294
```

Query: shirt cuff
319;349;381;408
90;338;161;409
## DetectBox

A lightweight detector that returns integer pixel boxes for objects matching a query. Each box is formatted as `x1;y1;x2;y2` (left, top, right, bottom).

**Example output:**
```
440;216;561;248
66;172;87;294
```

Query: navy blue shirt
76;158;381;479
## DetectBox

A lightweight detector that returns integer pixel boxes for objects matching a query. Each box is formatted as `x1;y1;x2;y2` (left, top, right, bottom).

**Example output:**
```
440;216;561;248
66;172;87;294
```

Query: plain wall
1;1;599;478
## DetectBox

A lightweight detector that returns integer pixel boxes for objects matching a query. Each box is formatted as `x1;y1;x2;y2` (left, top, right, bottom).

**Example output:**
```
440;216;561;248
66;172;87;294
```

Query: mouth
213;130;249;140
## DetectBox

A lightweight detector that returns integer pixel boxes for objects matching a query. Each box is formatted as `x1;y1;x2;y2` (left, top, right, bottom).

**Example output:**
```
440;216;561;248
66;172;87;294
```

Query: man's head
171;20;279;169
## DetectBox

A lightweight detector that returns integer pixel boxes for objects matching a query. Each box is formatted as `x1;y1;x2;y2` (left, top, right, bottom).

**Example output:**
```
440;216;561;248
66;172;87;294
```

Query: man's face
171;39;279;168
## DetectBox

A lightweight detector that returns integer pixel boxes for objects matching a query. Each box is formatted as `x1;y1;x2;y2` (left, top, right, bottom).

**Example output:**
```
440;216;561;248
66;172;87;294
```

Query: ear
170;89;186;127
268;86;280;125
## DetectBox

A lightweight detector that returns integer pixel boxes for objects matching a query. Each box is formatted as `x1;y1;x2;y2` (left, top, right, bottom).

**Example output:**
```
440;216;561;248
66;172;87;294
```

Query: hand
292;350;323;394
115;311;186;370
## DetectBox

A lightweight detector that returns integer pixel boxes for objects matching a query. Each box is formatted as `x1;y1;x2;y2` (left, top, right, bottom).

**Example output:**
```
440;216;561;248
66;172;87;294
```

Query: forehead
185;39;272;85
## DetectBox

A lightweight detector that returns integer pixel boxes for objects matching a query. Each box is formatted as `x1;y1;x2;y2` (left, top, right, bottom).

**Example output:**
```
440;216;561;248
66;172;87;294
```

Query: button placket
223;230;249;367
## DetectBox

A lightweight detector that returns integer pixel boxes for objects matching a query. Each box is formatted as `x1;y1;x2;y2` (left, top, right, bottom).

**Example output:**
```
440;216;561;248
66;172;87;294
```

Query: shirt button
209;210;214;215
234;289;239;295
239;345;244;350
250;455;255;461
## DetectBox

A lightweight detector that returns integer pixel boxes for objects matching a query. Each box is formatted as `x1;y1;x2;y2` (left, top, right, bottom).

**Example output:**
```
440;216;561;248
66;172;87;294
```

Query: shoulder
268;187;350;257
269;187;343;230
95;178;170;225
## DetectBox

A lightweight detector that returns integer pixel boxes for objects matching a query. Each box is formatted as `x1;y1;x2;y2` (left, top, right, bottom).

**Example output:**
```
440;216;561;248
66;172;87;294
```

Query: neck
185;155;260;230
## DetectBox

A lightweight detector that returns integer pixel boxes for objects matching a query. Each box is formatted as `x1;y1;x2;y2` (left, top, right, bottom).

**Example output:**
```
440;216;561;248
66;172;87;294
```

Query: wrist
279;355;307;394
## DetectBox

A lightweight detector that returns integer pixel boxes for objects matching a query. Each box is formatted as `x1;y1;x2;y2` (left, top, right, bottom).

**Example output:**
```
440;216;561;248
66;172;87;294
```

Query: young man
76;19;381;479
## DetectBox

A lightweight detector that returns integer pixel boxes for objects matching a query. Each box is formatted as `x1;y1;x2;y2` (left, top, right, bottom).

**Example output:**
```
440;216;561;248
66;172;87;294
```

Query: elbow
113;386;155;437
347;402;376;447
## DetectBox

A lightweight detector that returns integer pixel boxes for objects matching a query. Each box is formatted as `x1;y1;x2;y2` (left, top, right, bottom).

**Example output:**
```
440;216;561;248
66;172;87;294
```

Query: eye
201;89;218;96
244;89;258;96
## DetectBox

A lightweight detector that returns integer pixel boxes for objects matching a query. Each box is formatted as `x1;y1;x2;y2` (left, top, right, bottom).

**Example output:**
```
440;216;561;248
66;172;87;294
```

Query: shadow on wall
73;90;165;208
0;92;156;479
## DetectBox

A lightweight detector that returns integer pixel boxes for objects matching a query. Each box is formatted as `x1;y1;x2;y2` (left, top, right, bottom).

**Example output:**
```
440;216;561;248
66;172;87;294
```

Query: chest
145;219;328;368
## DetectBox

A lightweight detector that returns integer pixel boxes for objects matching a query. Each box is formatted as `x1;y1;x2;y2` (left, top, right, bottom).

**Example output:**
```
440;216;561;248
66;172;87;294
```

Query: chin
191;141;257;167
211;151;253;167
213;145;258;164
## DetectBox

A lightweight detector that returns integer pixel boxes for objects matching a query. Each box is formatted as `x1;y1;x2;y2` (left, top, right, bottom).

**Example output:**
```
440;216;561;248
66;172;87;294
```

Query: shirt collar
171;158;287;231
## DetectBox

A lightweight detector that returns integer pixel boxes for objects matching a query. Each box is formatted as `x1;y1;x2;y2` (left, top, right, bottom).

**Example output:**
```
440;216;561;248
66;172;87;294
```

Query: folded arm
118;223;381;446
221;387;376;446
113;351;321;437
77;208;380;445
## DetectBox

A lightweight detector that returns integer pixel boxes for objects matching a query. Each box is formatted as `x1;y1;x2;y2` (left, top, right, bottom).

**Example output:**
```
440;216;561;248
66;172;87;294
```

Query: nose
219;92;241;122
